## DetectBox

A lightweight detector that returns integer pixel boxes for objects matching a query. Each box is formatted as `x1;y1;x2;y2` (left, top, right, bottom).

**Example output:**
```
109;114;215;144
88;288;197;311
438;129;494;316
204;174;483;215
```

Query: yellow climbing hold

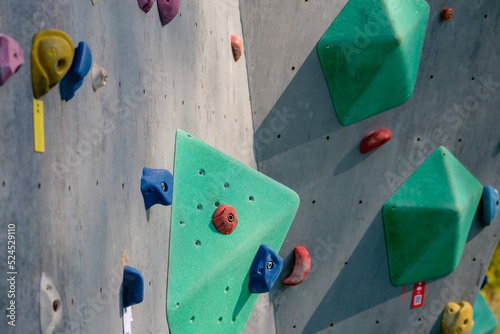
31;29;74;99
441;301;474;334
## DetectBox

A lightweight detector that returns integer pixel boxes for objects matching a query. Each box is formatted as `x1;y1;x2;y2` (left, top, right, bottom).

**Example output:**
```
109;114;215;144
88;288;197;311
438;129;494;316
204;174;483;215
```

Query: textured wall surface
1;0;500;333
0;0;275;333
240;0;500;333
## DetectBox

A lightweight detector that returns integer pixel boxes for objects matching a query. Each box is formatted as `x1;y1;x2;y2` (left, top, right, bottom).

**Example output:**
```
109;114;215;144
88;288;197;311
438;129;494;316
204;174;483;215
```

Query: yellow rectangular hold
33;99;45;152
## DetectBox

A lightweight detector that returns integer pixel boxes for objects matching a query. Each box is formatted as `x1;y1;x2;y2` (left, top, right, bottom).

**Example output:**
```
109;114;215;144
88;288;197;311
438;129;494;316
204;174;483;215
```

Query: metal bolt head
267;261;274;270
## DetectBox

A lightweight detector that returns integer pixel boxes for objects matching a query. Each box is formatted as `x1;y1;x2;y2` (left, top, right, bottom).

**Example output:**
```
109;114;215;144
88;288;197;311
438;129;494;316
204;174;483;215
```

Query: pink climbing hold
231;34;243;62
360;129;392;154
158;0;180;26
137;0;155;13
0;33;24;86
282;246;311;286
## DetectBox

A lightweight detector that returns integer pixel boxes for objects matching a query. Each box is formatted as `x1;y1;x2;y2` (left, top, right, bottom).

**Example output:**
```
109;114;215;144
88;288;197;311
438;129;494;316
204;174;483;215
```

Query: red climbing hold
360;129;392;154
231;34;243;62
282;246;311;286
158;0;180;26
212;205;238;235
441;7;453;21
137;0;155;13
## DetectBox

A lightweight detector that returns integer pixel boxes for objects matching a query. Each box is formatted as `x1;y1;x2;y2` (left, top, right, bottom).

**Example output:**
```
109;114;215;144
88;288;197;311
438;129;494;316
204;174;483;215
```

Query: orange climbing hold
441;7;454;21
360;129;392;154
282;246;311;286
231;34;243;62
212;204;238;234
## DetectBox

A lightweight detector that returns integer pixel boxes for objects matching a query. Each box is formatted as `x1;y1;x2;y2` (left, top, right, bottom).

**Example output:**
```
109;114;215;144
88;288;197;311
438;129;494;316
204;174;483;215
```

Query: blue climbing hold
481;275;489;290
249;244;283;294
122;266;144;308
141;167;173;210
60;41;92;101
482;186;499;226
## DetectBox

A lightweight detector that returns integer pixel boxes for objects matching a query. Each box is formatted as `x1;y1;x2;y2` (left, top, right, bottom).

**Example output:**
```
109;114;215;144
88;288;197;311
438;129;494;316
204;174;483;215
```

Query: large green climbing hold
471;293;498;334
166;130;300;334
383;147;482;287
317;0;429;125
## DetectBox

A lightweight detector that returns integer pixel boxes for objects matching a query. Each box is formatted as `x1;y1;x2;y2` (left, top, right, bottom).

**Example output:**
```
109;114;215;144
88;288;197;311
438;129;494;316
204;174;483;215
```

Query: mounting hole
197;204;202;210
345;261;348;265
376;320;379;324
195;240;201;246
330;323;333;327
56;59;66;72
326;136;330;140
225;286;229;292
249;196;254;202
146;188;152;194
473;258;476;262
312;200;316;204
199;170;205;176
190;316;195;322
443;153;446;156
430;75;434;79
325;45;329;49
224;183;229;188
277;134;281;139
162;182;168;191
180;221;185;226
258;268;263;274
485;14;488;18
417;138;420;142
293;325;296;329
218;317;223;323
472;77;475;81
53;300;59;311
187;134;192;138
359;200;362;204
291;66;295;71
464;319;469;325
215;202;220;207
232;318;236;323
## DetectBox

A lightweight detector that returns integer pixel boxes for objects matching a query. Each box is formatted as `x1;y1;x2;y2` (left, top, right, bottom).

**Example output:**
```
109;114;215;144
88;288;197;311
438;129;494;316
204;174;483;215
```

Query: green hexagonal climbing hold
383;147;482;287
317;0;429;125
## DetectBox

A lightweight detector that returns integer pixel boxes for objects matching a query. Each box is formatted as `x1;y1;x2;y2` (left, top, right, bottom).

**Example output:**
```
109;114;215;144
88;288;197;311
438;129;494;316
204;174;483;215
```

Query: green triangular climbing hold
383;147;482;286
166;130;300;333
471;293;498;334
317;0;429;125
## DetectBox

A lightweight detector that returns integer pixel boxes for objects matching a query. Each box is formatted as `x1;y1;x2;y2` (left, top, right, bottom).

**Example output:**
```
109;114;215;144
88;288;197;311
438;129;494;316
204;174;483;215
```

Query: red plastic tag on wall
411;281;426;308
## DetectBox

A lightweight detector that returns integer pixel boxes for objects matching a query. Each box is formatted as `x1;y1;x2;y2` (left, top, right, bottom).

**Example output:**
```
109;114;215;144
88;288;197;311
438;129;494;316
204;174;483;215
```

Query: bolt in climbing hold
138;0;155;13
212;204;238;234
0;33;24;86
249;244;283;293
157;0;180;26
231;34;243;62
141;167;174;210
360;129;392;154
91;64;107;91
60;42;92;101
123;266;144;308
282;246;311;286
31;29;74;99
441;301;474;334
40;272;63;334
441;7;454;21
481;186;499;226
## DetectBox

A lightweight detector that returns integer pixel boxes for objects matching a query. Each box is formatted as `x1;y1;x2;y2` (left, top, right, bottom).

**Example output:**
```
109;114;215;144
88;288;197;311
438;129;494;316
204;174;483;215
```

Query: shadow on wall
301;211;400;333
252;46;344;164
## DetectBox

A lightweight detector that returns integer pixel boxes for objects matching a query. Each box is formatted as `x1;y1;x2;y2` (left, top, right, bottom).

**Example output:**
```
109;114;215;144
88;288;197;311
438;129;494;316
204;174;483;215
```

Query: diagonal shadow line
302;210;400;333
253;46;345;164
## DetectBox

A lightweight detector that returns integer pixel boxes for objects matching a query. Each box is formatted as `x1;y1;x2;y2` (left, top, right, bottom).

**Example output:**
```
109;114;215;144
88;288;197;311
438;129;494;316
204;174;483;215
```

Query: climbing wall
239;0;500;333
0;0;275;333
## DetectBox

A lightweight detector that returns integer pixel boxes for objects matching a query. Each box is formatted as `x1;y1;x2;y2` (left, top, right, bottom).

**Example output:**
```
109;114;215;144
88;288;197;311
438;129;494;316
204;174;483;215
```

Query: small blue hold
249;244;283;294
123;266;144;308
141;167;173;210
482;186;499;226
481;275;489;290
60;41;92;101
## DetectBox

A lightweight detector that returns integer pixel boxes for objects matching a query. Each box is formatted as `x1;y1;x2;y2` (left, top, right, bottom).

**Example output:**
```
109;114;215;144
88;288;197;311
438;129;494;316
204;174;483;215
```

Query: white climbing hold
91;64;107;91
40;272;63;334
